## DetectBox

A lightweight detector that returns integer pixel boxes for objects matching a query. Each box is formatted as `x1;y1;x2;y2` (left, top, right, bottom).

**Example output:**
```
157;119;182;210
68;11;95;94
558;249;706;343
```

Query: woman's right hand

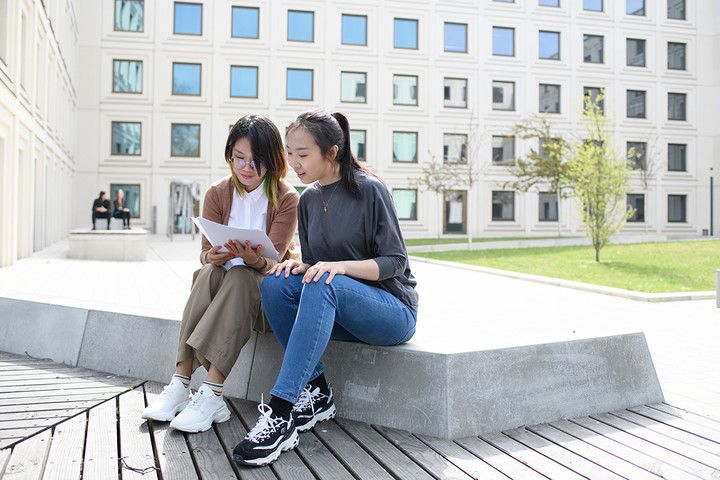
268;259;308;278
206;245;234;266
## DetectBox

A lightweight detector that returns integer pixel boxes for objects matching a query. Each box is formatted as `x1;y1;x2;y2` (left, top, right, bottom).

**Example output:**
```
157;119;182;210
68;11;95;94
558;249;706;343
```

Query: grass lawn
412;240;720;293
405;236;569;247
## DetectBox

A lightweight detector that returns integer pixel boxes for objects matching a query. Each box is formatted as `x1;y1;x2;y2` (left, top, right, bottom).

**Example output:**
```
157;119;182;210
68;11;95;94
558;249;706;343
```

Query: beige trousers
177;263;271;378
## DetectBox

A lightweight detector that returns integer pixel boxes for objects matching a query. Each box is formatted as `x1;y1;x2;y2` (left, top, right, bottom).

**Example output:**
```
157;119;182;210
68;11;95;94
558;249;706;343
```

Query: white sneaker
169;384;231;433
141;378;191;422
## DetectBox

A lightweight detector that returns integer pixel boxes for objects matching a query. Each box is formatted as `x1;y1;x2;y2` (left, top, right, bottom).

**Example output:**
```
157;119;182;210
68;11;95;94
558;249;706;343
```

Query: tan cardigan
199;176;300;271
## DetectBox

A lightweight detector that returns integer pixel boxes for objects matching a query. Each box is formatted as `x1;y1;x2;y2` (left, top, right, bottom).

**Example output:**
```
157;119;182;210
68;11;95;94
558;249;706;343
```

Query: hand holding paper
192;217;281;261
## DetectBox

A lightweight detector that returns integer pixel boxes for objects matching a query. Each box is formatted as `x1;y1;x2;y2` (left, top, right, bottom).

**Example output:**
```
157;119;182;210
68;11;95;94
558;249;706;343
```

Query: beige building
2;0;719;267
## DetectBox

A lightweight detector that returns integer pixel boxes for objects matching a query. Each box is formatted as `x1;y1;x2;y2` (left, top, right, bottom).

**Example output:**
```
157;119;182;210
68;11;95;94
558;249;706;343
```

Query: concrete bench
0;297;664;439
68;228;148;261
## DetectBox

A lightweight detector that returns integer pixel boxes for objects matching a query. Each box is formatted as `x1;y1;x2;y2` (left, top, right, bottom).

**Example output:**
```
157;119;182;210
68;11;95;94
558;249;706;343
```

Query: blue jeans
261;273;417;404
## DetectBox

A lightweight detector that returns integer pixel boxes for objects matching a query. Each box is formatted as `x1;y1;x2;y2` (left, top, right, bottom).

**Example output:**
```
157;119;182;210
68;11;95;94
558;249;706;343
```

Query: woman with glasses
142;114;299;433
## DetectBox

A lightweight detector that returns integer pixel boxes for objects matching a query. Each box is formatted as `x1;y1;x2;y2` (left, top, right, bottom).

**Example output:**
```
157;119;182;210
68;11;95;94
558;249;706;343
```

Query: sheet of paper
191;217;280;261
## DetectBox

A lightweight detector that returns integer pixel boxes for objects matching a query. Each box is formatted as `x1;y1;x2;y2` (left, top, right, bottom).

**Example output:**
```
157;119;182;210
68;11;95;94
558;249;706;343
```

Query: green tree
568;93;634;262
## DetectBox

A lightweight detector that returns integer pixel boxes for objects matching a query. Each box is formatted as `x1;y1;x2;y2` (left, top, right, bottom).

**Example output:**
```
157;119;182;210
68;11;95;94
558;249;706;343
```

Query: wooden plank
231;398;313;480
0;408;86;424
118;389;158;480
313;420;395;480
454;434;548;480
186;426;237;480
650;404;720;433
630;405;720;445
0;378;134;391
0;399;110;414
143;382;199;480
41;412;87;480
295;430;354;480
0;385;129;398
527;422;662;480
0;447;11;476
335;417;434;480
480;431;585;480
570;416;708;480
374;424;473;479
0;394;121;409
2;429;52;478
0;428;46;450
415;433;509;480
0;387;128;405
83;399;119;480
0;416;66;431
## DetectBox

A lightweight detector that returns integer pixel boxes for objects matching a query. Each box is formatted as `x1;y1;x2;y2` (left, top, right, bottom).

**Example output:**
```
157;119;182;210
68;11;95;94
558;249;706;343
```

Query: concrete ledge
68;228;148;261
0;296;664;439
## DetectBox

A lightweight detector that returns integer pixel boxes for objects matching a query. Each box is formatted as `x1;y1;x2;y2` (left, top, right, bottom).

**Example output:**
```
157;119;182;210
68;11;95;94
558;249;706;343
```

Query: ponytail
331;112;363;197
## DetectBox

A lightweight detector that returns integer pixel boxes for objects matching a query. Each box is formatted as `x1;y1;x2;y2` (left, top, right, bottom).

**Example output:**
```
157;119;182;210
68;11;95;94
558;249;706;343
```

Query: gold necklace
319;182;340;213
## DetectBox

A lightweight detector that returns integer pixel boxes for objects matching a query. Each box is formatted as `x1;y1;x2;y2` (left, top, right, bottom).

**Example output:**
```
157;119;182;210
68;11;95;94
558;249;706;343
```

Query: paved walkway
0;234;718;417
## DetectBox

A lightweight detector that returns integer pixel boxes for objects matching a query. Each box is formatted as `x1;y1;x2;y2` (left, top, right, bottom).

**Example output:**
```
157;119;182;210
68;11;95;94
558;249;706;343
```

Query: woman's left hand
225;240;263;267
303;261;346;284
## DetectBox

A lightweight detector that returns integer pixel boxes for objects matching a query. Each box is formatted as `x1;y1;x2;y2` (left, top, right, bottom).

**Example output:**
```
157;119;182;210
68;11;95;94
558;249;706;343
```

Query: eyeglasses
228;156;265;170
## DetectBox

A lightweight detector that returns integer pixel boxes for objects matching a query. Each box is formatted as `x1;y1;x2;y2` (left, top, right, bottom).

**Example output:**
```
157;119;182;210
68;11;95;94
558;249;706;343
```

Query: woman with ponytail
142;114;299;433
233;111;418;467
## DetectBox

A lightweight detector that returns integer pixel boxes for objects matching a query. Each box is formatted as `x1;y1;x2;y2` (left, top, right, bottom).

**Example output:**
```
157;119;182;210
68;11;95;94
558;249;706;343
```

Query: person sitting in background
113;189;131;229
92;191;111;230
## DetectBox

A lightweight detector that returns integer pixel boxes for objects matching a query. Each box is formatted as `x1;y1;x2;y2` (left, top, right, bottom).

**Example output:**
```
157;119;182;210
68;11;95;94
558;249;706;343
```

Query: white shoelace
245;401;286;443
292;386;316;415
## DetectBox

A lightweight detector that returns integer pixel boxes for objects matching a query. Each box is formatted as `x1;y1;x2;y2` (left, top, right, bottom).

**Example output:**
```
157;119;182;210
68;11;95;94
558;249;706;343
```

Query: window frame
668;143;687;172
667;194;687;223
112;59;143;94
231;6;259;39
340;71;367;104
626;89;647;118
287;9;314;43
492;135;515;165
393;18;418;50
443;77;467;109
392;189;418;221
114;0;144;32
443;190;467;234
172;62;202;96
111;121;142;156
583;86;604;114
492;80;516;111
668;92;687;121
392;131;418;163
539;83;561;114
627;141;648;170
173;2;203;36
668;0;686;20
583;0;603;11
393;74;418;106
286;68;314;101
491;190;515;222
443;133;468;164
583;34;604;63
627;194;645;222
538;192;559;222
626;38;646;67
110;183;142;218
350;129;366;162
626;0;645;15
444;22;467;53
667;42;686;70
170;123;201;157
492;26;515;57
341;14;367;46
230;65;259;98
538;30;560;60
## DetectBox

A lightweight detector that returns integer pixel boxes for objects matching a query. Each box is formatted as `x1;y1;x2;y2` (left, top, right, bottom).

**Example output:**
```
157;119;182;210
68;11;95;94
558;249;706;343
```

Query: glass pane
444;191;466;233
232;6;259;38
668;93;686;120
115;0;143;32
342;15;367;45
341;72;366;103
113;60;143;93
492;191;514;221
668;144;686;171
350;130;366;161
393;189;417;220
583;87;603;113
171;124;200;156
626;90;646;118
584;35;603;63
627;39;645;66
668;0;685;19
627;194;645;222
394;18;418;49
668;42;686;70
392;132;417;163
539;0;560;6
443;134;467;164
287;69;313;100
539;84;560;113
627;142;647;169
174;2;202;35
230;66;258;98
444;23;466;53
539;31;560;60
444;78;467;108
393;75;417;105
668;195;686;222
583;0;603;11
492;81;515;110
288;10;313;42
112;122;141;155
492;136;514;164
627;0;644;15
110;184;141;217
172;63;201;95
492;27;514;56
538;192;558;221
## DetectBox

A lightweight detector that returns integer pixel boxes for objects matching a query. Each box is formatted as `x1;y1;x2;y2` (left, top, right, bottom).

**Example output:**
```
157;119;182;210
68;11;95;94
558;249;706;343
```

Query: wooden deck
2;352;720;479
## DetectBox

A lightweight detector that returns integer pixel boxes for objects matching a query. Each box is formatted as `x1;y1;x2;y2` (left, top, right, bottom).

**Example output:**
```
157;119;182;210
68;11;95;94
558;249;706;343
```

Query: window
174;2;202;35
539;31;560;60
493;81;515;111
492;27;514;56
111;122;141;155
583;87;603;114
0;0;7;64
583;0;603;11
584;35;604;63
539;192;558;221
627;0;644;15
444;134;467;164
110;184;141;218
539;84;561;113
392;132;417;163
492;136;515;165
627;142;647;170
287;10;313;42
114;0;143;32
286;69;313;100
627;90;646;118
444;191;466;233
539;138;562;159
668;144;686;171
171;124;200;157
668;93;686;120
393;189;417;220
393;75;418;105
394;18;418;49
668;0;685;20
232;6;259;39
342;14;367;45
539;0;560;6
172;63;201;96
668;195;686;222
444;78;467;108
113;60;143;93
494;0;514;2
444;23;467;53
668;42;686;70
627;39;646;66
627;194;645;222
341;72;366;103
230;66;258;98
492;191;515;221
350;130;366;161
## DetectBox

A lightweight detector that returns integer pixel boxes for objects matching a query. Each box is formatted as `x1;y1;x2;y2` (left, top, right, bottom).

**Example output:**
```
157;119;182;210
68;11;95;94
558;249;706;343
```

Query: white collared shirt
224;185;269;269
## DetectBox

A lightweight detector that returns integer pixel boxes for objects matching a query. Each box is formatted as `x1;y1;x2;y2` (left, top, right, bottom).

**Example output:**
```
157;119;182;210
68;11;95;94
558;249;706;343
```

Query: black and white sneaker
292;384;337;432
233;402;299;467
